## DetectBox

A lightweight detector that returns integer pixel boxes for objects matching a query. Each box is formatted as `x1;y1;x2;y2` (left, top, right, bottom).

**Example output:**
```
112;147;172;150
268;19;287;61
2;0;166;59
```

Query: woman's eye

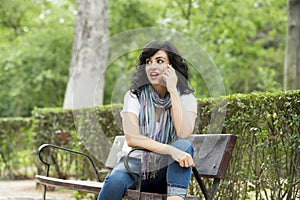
146;60;152;64
157;59;164;64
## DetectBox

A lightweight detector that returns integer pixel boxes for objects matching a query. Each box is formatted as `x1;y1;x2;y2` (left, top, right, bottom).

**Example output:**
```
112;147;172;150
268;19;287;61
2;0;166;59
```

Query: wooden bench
35;134;236;200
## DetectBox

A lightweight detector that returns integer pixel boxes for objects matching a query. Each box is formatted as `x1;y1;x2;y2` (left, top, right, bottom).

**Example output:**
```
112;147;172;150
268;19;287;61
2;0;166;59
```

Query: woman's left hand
161;64;178;93
169;145;195;168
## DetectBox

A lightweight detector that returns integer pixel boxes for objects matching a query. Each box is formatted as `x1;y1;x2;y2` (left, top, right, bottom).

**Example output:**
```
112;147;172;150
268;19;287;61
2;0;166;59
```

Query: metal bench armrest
37;144;100;182
122;147;152;191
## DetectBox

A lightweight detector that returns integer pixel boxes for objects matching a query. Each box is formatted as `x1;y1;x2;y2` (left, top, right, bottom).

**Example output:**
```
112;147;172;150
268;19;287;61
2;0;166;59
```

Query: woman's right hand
169;146;195;168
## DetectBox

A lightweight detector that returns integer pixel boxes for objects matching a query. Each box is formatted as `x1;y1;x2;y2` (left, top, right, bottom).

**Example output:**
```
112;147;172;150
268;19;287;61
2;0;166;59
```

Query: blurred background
0;0;292;117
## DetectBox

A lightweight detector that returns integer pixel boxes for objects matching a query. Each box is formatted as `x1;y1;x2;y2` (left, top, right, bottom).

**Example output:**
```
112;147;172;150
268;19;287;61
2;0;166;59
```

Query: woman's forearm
122;112;195;167
122;112;172;155
169;90;196;138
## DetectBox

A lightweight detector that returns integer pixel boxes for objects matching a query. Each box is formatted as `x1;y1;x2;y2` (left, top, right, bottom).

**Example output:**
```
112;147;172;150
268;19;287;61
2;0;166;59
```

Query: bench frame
36;134;236;200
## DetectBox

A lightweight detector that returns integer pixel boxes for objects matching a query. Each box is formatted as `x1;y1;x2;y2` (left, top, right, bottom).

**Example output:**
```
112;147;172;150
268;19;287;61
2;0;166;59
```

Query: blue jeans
97;139;194;200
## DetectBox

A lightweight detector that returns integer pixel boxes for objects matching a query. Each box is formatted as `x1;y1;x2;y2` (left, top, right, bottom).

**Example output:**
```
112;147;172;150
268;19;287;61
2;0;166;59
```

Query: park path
0;179;75;200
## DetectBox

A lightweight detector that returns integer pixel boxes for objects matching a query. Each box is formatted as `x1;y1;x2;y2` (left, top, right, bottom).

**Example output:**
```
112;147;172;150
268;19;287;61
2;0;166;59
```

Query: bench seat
36;134;236;200
35;175;200;199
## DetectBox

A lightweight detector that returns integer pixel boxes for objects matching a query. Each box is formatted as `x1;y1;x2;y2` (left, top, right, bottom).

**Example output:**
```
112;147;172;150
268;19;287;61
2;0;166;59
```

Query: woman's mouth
150;72;159;78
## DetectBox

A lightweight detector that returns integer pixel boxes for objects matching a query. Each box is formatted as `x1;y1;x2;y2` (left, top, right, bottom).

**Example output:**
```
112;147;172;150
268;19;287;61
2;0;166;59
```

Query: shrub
0;117;32;179
195;90;299;199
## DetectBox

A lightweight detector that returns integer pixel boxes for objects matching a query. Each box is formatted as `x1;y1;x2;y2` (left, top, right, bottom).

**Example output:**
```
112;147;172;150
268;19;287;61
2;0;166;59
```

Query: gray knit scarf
139;85;176;179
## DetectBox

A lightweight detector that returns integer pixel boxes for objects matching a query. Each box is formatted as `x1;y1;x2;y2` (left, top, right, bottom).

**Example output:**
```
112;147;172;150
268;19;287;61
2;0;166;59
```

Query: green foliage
31;104;123;180
32;107;75;147
108;0;155;33
104;0;287;103
0;0;75;117
0;117;32;179
32;105;123;147
0;0;289;118
159;0;286;95
194;90;300;199
1;90;299;199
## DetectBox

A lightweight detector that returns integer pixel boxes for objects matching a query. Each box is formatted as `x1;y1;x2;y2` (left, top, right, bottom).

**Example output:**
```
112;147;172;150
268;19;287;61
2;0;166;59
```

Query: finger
188;159;195;167
185;158;191;168
167;64;173;69
188;158;195;167
183;160;188;168
164;69;171;76
164;70;174;79
183;156;194;167
180;155;189;168
180;161;184;168
188;156;195;167
162;74;169;82
177;155;184;167
166;66;174;73
168;65;176;73
178;159;184;167
184;159;191;168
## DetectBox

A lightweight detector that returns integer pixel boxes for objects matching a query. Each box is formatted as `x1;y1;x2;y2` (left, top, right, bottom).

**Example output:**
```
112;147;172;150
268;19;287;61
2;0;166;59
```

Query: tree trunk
63;0;109;108
284;0;300;90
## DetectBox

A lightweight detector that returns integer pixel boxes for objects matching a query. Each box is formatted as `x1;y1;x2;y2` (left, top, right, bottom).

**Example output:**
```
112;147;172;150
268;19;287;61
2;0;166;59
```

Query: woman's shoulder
123;91;139;108
180;92;196;102
124;90;138;101
180;92;197;113
121;91;140;117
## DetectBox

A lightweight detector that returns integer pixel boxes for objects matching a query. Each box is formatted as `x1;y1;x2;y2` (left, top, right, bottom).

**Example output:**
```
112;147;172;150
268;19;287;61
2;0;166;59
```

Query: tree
63;0;109;108
284;0;300;90
0;0;74;117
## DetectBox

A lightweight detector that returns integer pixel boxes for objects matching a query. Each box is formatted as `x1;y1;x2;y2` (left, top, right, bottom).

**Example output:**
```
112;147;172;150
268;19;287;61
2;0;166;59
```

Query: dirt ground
0;179;76;200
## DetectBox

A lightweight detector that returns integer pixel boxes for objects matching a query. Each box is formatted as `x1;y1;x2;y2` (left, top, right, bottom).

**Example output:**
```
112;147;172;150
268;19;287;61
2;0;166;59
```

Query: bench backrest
190;134;236;179
105;135;126;168
105;134;236;179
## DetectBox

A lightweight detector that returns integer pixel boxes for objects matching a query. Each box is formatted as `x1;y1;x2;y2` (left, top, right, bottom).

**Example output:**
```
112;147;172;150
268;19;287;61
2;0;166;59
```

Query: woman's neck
152;84;167;98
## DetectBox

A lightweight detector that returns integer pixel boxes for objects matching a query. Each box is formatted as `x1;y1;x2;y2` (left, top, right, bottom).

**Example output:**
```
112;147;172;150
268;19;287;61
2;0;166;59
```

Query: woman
98;41;197;200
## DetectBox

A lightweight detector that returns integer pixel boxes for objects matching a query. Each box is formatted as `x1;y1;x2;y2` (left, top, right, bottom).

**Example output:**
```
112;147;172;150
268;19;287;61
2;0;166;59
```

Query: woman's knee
104;169;137;189
105;170;126;185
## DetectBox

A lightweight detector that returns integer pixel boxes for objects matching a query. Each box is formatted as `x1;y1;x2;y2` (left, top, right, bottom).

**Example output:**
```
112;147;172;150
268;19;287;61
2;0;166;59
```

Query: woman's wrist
168;87;179;97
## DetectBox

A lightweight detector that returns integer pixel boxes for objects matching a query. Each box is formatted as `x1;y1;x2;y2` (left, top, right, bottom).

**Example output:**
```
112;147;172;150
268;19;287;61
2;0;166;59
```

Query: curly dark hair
130;41;194;96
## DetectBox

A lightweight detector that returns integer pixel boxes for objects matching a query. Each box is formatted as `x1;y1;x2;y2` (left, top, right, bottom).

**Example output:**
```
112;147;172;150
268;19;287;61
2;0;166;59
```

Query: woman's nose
148;62;158;69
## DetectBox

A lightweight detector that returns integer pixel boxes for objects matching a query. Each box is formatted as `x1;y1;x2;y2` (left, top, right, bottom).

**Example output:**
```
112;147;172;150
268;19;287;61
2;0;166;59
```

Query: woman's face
145;50;170;86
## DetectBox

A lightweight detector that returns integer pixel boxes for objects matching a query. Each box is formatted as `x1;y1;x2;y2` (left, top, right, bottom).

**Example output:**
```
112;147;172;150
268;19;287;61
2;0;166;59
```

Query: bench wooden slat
125;190;200;200
36;175;103;194
125;190;166;200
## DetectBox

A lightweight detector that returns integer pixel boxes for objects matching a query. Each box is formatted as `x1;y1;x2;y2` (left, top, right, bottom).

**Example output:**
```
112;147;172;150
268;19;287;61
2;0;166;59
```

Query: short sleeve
180;93;197;113
120;91;140;118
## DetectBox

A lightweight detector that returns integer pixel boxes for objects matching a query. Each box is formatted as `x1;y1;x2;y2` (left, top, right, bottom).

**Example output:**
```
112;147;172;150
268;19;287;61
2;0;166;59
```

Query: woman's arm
169;91;197;138
122;112;195;167
162;65;197;138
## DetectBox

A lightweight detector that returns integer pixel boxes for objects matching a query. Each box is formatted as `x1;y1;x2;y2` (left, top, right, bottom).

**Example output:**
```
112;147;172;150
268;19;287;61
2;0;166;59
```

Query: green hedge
0;117;32;179
32;104;123;180
0;90;299;199
196;90;299;199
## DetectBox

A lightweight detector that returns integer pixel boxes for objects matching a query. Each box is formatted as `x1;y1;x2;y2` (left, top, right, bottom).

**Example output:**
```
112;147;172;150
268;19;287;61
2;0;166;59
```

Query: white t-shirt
119;90;198;159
